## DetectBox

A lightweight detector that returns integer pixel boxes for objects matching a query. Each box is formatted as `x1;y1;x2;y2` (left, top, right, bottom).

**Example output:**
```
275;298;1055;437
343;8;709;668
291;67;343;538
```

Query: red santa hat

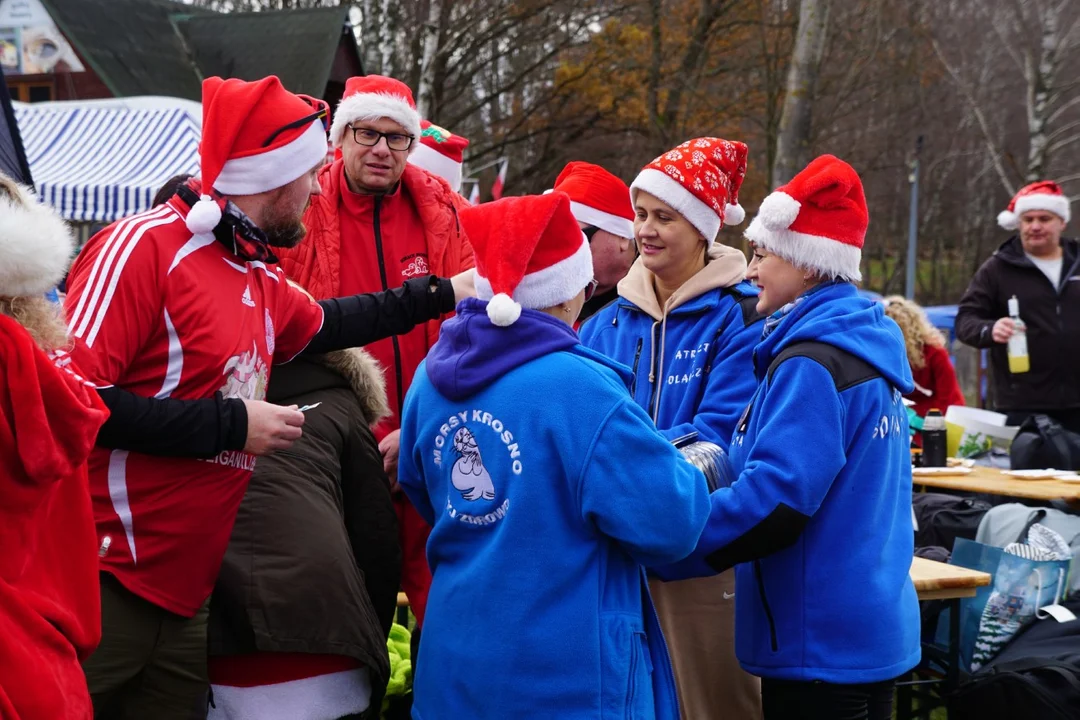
187;76;330;235
997;181;1071;230
549;161;634;240
0;176;73;297
329;75;422;151
459;192;593;326
629;137;748;245
407;121;469;192
746;154;868;282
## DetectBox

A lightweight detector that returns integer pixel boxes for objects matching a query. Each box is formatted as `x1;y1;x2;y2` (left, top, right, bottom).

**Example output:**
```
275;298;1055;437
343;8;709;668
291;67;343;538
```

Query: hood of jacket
754;281;915;393
269;348;390;425
0;314;108;486
616;242;748;321
425;298;584;401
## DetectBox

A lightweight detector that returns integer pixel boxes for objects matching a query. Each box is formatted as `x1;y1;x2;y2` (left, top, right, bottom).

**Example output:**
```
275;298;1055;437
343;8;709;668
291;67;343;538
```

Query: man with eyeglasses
547;161;637;325
276;75;474;661
65;76;472;718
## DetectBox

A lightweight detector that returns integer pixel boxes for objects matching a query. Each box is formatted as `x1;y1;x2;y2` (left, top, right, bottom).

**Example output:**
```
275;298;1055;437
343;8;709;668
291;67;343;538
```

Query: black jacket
955;236;1080;411
208;348;399;697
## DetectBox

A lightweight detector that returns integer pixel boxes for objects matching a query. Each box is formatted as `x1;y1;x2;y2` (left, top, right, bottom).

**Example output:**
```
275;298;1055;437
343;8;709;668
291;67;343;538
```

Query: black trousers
761;677;895;720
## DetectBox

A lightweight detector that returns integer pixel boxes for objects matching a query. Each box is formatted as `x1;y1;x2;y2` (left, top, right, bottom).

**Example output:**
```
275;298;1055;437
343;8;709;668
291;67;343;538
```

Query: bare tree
931;0;1080;193
772;0;829;185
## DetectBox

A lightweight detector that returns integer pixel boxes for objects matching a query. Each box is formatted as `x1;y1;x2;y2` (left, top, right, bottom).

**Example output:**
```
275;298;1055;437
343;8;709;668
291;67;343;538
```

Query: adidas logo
241;286;255;308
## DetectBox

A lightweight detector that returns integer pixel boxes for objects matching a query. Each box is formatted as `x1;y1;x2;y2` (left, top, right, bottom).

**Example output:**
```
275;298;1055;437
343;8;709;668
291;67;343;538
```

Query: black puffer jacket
208;347;399;696
955;236;1080;411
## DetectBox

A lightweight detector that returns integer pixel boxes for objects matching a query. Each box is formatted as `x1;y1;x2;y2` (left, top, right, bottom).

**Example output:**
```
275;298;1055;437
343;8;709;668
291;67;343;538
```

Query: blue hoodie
579;246;764;450
656;282;921;683
398;298;710;720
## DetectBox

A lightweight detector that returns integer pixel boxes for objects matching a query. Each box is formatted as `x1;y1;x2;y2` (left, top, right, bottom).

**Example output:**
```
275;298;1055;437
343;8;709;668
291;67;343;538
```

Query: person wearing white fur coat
0;172;107;720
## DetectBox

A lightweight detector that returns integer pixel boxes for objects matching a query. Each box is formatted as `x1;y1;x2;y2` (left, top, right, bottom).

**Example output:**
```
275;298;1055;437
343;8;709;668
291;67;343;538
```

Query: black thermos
922;408;948;467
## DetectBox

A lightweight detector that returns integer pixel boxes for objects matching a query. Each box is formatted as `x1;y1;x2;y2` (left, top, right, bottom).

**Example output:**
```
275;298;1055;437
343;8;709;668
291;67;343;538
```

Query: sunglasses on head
262;94;330;148
584;278;599;302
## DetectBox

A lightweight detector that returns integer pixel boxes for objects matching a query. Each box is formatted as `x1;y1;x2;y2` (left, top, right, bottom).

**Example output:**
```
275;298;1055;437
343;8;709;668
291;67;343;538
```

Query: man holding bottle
956;181;1080;432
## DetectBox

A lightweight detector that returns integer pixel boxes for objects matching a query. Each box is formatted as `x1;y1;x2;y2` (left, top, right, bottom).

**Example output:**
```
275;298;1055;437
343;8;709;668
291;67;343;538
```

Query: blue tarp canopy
14;97;201;222
925;305;958;339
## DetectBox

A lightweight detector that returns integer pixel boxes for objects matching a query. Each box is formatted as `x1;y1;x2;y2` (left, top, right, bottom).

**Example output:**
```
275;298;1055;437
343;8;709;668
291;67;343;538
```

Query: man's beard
263;209;307;249
265;219;306;249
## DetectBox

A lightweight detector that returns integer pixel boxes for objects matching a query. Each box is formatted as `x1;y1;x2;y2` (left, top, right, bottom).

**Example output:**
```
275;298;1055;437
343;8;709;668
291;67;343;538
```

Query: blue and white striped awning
14;97;201;223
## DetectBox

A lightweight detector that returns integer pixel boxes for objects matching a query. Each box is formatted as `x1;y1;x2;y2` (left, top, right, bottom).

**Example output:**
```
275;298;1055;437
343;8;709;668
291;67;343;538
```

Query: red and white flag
467;181;480;205
491;157;508;200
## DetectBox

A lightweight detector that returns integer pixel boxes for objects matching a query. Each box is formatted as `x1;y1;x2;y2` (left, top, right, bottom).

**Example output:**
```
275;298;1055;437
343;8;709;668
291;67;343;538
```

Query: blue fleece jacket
579;280;763;450
656;282;922;683
398;298;710;720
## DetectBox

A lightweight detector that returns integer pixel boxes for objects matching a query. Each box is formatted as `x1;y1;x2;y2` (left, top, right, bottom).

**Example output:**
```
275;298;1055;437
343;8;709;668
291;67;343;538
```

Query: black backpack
1010;414;1080;471
950;599;1080;720
912;493;991;551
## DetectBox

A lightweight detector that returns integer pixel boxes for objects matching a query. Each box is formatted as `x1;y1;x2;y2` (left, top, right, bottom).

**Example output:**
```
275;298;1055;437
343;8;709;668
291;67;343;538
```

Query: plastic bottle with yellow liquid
1007;296;1030;374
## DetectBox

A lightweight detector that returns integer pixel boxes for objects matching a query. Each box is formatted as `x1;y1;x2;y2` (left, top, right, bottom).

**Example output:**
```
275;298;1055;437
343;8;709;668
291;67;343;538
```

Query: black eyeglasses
583;225;601;242
262;94;330;148
584;279;599;302
349;126;415;152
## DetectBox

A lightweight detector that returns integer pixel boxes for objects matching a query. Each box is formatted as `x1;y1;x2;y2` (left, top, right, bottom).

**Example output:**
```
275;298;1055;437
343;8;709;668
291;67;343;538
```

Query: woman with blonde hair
883;295;965;419
0;172;107;719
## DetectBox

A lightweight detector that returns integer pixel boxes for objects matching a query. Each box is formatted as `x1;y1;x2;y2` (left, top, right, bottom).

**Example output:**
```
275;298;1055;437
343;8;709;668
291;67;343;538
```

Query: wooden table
910;556;991;600
913;465;1080;502
899;558;992;720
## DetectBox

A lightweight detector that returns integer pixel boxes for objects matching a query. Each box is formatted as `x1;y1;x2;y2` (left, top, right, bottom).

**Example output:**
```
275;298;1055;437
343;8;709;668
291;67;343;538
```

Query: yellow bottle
1007;296;1029;374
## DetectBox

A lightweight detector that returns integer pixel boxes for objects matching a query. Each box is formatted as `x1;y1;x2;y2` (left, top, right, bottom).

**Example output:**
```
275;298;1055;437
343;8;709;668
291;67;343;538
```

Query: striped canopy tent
14;97;201;222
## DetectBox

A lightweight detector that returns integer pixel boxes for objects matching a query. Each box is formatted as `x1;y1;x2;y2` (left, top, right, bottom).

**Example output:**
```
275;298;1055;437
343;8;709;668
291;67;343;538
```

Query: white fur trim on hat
474;236;594;316
330;93;422;150
213;120;329;196
1002;193;1071;229
630;168;721;245
568;200;635;240
745;217;863;282
756;191;800;230
409;142;462;192
0;181;74;296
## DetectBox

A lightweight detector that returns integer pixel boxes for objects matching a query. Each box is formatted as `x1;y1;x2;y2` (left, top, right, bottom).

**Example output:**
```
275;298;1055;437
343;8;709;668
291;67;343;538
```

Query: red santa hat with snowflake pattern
187;76;330;235
329;75;422;151
459;192;593;326
629;137;748;245
745;154;868;282
407;120;469;191
997;180;1071;230
549;161;635;240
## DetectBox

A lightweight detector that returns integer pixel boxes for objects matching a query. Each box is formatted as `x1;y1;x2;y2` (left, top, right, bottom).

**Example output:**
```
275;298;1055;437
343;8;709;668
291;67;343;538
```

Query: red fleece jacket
0;315;108;720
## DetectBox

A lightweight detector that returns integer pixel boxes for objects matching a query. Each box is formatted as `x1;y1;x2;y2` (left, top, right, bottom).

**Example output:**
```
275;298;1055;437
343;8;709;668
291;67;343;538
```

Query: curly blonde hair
883;295;945;370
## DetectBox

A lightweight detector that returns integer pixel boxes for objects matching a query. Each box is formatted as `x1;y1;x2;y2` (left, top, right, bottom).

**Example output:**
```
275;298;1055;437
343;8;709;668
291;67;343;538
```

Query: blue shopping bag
937;537;1070;672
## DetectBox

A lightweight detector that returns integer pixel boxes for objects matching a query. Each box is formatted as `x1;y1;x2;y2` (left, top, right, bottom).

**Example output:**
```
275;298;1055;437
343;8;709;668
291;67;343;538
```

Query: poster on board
0;0;84;74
